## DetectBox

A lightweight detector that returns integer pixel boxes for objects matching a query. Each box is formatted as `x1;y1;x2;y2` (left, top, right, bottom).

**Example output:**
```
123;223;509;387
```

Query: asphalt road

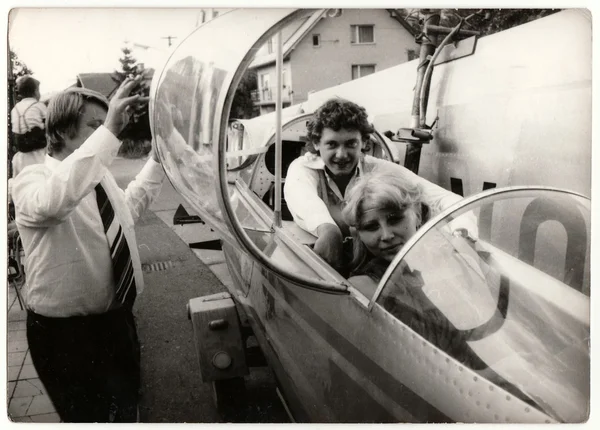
111;157;289;423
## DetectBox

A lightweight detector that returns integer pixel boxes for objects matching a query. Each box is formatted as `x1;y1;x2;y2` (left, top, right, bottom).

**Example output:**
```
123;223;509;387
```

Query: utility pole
161;35;177;47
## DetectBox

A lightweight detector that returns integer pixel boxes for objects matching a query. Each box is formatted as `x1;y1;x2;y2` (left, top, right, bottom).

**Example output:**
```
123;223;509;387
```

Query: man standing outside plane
11;76;165;422
284;98;464;272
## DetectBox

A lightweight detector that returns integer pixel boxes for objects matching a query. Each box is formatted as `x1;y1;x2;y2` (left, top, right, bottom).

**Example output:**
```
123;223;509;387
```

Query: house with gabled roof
75;73;120;98
75;68;154;99
248;9;419;115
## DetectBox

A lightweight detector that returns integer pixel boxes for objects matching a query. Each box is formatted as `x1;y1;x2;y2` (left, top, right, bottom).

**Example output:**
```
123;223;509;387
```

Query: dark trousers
26;307;140;423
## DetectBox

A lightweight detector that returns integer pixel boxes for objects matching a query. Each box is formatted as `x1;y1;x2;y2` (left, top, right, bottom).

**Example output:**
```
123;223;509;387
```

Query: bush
118;139;152;158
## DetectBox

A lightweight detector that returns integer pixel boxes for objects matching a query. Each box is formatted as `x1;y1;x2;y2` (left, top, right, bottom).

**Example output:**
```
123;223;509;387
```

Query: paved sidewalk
6;185;233;423
7;287;60;423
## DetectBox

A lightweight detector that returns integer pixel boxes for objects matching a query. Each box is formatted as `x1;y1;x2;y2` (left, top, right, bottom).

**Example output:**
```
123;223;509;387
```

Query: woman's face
356;200;419;263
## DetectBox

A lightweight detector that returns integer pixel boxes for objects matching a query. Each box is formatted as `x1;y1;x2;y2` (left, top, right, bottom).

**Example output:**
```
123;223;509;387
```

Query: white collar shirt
8;148;47;201
283;152;464;236
12;148;47;178
11;98;47;134
12;125;165;317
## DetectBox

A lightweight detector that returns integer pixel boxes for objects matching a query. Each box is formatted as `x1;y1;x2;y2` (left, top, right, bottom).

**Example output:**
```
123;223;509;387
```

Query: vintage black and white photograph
5;1;594;425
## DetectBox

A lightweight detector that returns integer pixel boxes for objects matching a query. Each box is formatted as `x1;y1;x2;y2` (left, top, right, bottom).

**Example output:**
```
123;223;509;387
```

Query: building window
260;73;270;90
312;34;321;47
407;49;418;61
351;64;376;80
260;73;271;100
267;38;273;54
350;25;374;44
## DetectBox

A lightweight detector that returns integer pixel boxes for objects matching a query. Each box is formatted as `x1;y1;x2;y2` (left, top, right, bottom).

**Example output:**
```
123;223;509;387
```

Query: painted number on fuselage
449;178;497;197
450;178;497;241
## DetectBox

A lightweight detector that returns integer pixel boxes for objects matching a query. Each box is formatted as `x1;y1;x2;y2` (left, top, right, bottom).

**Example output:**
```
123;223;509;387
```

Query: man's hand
104;76;149;137
314;223;344;271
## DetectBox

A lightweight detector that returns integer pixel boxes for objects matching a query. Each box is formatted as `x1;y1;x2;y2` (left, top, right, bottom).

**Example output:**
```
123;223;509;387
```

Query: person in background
283;98;463;273
10;75;48;175
8;75;48;202
11;77;165;422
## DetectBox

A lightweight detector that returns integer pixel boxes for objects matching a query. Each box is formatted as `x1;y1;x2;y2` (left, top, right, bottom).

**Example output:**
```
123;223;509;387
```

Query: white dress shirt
283;152;464;235
12;148;47;177
8;148;47;202
12;126;165;317
11;98;47;133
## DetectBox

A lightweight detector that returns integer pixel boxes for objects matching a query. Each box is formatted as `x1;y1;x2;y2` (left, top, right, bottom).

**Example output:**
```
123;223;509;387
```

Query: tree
231;70;259;119
112;45;152;156
397;8;561;38
10;50;34;81
9;50;34;106
113;46;138;82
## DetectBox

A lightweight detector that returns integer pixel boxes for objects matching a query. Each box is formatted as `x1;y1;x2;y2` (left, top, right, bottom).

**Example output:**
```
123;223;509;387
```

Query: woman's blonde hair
342;171;427;269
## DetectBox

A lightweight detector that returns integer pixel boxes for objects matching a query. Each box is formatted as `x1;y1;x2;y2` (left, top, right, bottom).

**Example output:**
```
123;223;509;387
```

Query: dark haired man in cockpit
284;98;464;273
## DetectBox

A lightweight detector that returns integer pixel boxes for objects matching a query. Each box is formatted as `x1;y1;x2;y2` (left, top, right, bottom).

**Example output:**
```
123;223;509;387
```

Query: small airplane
149;8;590;423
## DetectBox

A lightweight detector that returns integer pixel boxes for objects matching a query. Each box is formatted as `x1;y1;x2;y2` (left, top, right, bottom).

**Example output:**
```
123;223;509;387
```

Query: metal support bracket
392;127;434;144
433;35;478;66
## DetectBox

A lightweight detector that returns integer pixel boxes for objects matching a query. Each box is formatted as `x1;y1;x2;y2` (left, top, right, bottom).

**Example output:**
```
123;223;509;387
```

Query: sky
6;0;595;96
7;8;217;95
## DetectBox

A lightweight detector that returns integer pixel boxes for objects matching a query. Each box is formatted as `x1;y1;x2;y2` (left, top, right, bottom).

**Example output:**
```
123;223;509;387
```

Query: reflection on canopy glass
377;191;590;421
151;10;314;241
377;189;590;422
